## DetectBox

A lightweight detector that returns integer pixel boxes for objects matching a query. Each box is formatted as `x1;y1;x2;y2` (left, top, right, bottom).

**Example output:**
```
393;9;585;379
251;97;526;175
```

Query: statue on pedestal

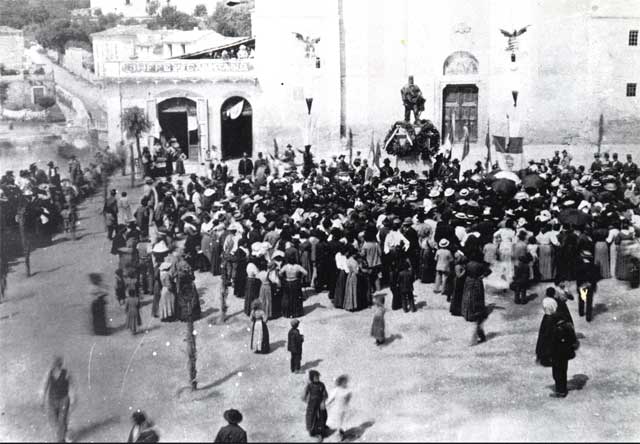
400;76;425;124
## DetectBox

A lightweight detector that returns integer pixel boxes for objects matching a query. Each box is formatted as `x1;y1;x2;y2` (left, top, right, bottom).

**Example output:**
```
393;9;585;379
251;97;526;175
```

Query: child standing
371;294;386;345
287;319;304;373
326;375;352;440
398;259;416;312
434;239;453;294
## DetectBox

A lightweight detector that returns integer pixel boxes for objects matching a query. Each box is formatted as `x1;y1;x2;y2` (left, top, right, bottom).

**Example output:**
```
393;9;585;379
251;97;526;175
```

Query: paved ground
0;169;639;442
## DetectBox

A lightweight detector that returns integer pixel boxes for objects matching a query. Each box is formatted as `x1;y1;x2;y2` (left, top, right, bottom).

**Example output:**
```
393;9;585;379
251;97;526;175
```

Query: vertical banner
146;98;158;147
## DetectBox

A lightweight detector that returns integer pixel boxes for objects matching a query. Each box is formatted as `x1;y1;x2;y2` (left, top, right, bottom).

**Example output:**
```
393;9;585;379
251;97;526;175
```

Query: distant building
0;26;25;71
93;0;640;165
90;0;218;18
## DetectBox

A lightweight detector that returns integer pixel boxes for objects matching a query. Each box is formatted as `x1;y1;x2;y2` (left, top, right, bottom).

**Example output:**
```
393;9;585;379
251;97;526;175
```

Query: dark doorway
442;84;478;143
158;97;197;158
221;97;252;160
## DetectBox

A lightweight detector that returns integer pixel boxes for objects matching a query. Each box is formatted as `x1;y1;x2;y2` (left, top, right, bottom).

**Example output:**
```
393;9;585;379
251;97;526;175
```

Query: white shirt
383;230;409;254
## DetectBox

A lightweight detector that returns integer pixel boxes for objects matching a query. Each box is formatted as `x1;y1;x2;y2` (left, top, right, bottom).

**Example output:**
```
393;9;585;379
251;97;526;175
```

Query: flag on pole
493;135;524;172
485;120;491;170
273;138;279;159
226;99;244;119
369;131;375;162
347;128;354;164
374;140;381;169
461;125;470;161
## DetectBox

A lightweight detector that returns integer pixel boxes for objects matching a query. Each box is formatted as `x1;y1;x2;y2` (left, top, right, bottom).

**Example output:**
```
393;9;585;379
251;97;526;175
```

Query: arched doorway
157;97;198;158
220;96;252;160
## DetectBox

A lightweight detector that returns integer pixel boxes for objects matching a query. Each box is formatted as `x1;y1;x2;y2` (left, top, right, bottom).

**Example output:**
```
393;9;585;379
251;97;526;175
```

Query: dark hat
88;272;103;286
47;161;55;167
223;409;243;425
383;158;391;164
402;217;413;225
290;319;300;327
286;144;292;148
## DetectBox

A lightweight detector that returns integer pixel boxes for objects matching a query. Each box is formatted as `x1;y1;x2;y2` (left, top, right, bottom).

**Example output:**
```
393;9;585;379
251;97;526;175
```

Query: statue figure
401;76;425;124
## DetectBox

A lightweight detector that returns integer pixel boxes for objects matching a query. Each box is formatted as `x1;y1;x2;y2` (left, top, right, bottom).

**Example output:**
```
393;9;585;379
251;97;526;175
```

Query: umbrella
494;171;522;184
491;178;517;197
558;208;592;227
522;174;545;190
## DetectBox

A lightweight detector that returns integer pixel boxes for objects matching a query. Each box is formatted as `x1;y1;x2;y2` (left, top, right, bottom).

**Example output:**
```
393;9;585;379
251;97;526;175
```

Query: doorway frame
220;96;253;160
434;78;485;146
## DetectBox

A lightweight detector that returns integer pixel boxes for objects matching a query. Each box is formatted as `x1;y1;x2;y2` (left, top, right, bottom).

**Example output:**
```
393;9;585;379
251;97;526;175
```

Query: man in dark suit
287;319;304;373
575;250;601;322
401;217;419;278
238;152;253;178
379;158;394;180
214;409;247;443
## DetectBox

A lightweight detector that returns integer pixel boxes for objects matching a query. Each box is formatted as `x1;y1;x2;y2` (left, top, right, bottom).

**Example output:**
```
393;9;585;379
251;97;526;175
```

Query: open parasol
558;208;592;227
493;171;522;184
491;178;517;197
522;174;545;190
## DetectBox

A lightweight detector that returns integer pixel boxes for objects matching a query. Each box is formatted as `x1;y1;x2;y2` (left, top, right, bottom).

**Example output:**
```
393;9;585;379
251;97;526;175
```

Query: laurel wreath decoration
384;120;440;159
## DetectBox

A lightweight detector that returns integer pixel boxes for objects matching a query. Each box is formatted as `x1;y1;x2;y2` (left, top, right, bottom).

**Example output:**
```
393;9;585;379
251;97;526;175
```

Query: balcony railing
101;59;255;80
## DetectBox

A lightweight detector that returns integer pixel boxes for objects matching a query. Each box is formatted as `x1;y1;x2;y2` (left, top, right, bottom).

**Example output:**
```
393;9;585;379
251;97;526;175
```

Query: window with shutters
629;30;638;46
627;83;637;97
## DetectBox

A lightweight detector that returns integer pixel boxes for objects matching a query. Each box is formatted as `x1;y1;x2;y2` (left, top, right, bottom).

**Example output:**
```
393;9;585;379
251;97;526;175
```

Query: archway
442;84;479;143
157;97;198;158
220;96;253;160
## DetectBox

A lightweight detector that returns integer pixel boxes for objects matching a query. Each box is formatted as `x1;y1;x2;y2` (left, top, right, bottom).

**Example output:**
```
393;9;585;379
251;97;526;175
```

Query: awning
175;37;255;60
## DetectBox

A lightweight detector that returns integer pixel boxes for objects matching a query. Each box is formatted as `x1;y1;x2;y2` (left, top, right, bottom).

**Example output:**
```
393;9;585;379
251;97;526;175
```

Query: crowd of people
21;138;640;441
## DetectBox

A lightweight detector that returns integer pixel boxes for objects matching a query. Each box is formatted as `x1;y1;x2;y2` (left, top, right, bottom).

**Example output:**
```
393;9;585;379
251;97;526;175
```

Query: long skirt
450;275;466;316
420;247;435;284
271;284;282;319
333;270;347;308
175;159;185;175
370;313;385;341
244;277;262;316
342;272;358;311
594;241;610;279
616;240;635;280
461;277;486;322
610;243;618;278
306;401;327;436
159;288;175;321
538;244;555;282
258;283;273;319
282;280;304;318
356;273;370;309
250;319;270;353
126;299;141;334
211;240;222;276
300;251;312;287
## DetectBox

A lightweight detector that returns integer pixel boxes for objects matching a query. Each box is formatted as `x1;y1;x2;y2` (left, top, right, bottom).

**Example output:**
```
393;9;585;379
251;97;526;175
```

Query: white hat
537;210;552;222
514;192;529;201
204;188;215;197
159;261;172;271
444;188;455;197
459;188;470;197
438;238;450;248
578;200;591;212
428;189;440;198
152;241;169;254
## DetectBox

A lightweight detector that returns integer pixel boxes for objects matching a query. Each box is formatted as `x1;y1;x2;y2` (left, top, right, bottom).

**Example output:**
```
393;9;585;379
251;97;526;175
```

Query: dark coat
287;327;303;355
575;260;600;292
127;426;159;443
536;313;578;366
214;424;247;443
238;158;254;176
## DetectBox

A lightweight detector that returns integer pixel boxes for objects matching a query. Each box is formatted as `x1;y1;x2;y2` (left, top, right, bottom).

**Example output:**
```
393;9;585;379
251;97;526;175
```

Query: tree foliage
194;4;208;18
122;107;150;139
146;1;160;16
37;96;57;109
207;1;253;37
147;6;199;31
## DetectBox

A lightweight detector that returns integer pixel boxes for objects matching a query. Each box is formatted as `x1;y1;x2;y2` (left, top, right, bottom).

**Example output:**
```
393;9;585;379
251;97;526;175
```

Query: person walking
40;356;75;443
127;410;159;443
89;273;108;336
370;294;386;346
214;409;247;443
535;298;579;398
326;375;352;441
288;319;304;373
249;300;270;354
512;254;531;304
434;239;453;294
576;250;601;322
103;189;118;240
461;259;489;345
303;370;328;440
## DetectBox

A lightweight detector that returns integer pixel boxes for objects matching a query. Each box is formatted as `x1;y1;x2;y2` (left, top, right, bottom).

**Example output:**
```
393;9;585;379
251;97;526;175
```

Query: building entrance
220;96;252;160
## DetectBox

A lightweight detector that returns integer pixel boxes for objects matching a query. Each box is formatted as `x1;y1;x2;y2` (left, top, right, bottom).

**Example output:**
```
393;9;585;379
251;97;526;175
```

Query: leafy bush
37;96;56;109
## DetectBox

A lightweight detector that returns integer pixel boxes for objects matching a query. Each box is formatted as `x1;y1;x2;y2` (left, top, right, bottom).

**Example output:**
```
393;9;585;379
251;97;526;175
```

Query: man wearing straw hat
214;409;247;443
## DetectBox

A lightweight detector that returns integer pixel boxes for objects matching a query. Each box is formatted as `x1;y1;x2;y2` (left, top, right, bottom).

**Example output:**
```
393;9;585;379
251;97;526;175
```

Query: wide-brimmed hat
402;217;413;226
537;210;552;222
444;188;455;197
459;188;470;197
204;188;215;197
438;239;450;248
152;241;169;254
159;262;172;271
223;409;243;425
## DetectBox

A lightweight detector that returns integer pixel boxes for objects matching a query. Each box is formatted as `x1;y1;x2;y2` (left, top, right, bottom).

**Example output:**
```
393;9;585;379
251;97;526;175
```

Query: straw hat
438;239;450;248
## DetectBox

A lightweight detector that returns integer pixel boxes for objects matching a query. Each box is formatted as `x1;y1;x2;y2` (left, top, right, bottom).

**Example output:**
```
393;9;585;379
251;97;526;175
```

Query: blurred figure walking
40;356;75;443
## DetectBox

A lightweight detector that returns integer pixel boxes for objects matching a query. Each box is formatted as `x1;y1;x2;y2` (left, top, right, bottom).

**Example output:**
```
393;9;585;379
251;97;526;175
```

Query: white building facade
94;0;640;164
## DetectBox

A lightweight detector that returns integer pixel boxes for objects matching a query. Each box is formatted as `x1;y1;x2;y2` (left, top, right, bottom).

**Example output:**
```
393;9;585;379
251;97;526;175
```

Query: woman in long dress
615;221;636;281
249;300;270;354
536;225;557;282
279;257;308;318
593;226;610;279
257;263;273;319
361;227;382;291
342;250;359;312
495;222;516;283
450;257;467;317
299;234;313;288
244;258;262;316
356;253;371;309
370;294;386;346
608;224;620;278
125;288;141;335
303;370;328;439
333;248;348;309
461;260;490;344
158;262;175;321
210;224;224;276
326;375;352;440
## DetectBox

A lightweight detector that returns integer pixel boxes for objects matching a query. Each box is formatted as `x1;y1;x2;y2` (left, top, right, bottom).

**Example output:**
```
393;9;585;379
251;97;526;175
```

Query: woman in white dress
326;374;352;440
494;221;516;283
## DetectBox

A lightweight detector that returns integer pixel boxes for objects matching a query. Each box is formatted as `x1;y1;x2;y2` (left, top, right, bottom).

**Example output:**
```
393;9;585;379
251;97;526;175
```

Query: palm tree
122;107;150;187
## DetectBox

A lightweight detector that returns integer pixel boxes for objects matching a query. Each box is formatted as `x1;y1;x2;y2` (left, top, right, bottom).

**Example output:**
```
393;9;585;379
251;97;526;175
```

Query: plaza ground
0;164;639;443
